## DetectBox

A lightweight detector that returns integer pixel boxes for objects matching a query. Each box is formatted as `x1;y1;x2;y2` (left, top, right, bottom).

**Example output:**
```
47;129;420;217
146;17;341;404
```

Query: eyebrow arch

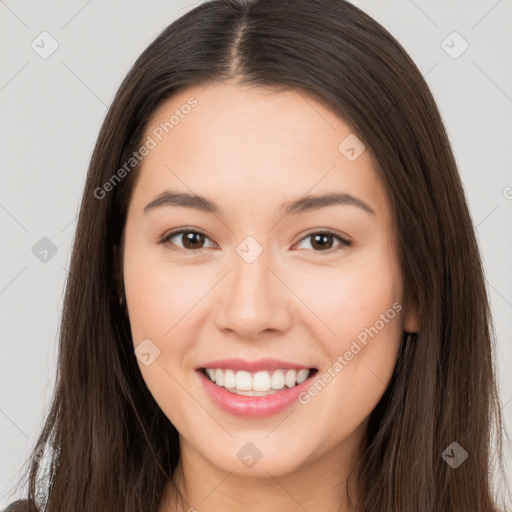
143;190;376;216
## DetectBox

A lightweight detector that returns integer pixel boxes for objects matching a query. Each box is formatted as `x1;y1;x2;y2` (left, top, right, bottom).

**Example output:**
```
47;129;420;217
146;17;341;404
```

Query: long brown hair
6;0;510;510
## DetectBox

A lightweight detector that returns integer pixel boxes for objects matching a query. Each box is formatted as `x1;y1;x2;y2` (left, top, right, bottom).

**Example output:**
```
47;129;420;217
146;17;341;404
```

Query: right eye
160;229;217;251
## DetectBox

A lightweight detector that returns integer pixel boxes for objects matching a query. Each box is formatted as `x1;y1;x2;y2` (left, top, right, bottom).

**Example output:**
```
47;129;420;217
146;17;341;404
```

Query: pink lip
197;368;318;418
197;358;314;372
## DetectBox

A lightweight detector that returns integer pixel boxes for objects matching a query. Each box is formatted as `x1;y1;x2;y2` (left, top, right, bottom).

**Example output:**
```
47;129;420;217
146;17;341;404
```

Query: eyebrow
143;190;376;216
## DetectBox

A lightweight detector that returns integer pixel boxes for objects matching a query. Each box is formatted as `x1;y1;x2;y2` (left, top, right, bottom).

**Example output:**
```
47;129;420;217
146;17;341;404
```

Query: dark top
2;500;39;512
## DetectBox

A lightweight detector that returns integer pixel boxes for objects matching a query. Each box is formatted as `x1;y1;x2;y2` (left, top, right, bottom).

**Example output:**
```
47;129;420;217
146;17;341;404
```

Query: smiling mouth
200;367;318;396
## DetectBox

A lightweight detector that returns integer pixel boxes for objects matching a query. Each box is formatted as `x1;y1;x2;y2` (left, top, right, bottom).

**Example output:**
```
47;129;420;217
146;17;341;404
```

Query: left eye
160;229;351;252
294;231;351;252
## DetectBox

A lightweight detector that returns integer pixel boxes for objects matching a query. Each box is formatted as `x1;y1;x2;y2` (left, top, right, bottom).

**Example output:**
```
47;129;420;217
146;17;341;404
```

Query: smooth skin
121;81;419;512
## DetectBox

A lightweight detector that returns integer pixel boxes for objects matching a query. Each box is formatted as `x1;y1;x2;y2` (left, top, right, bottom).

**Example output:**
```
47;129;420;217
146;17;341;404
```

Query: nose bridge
215;235;290;337
231;235;275;311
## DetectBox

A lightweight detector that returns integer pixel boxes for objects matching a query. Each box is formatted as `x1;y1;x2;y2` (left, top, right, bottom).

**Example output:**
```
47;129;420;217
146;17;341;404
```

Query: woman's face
122;81;418;478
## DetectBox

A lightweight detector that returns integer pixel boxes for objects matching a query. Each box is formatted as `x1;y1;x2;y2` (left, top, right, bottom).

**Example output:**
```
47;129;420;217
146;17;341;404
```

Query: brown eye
160;229;351;253
161;230;215;251
295;231;352;252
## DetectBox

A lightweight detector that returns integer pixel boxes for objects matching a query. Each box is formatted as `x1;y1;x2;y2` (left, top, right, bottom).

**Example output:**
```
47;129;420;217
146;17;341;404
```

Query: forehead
130;81;387;218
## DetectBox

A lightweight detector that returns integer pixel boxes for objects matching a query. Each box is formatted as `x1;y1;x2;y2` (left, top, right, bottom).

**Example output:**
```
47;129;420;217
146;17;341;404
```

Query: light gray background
1;0;511;506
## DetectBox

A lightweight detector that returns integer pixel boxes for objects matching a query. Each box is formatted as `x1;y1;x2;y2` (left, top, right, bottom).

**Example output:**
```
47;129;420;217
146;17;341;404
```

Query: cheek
297;251;404;429
123;242;208;344
123;246;204;424
288;248;402;347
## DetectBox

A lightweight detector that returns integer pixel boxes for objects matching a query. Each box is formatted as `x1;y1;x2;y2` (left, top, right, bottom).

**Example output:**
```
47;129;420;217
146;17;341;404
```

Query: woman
4;0;510;511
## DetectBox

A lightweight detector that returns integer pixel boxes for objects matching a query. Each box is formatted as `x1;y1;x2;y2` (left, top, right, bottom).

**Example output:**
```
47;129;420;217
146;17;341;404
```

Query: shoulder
2;500;39;512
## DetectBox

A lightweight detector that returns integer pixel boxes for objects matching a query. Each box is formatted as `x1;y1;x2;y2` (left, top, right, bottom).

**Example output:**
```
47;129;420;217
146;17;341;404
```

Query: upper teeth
205;368;311;394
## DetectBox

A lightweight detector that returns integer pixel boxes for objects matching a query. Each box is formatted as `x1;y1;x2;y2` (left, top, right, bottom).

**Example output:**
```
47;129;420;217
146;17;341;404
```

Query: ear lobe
403;295;420;333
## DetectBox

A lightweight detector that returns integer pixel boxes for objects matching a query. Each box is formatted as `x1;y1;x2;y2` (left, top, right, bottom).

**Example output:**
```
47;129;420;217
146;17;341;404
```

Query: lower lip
197;369;317;418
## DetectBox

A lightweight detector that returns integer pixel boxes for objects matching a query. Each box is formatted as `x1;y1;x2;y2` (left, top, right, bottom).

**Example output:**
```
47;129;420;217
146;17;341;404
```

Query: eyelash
159;228;352;254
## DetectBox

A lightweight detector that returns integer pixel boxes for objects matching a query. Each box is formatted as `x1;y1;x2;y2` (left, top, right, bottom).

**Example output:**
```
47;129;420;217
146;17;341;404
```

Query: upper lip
197;358;316;372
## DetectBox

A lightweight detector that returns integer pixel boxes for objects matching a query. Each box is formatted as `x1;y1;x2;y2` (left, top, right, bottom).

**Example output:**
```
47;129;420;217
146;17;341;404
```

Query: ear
403;294;420;333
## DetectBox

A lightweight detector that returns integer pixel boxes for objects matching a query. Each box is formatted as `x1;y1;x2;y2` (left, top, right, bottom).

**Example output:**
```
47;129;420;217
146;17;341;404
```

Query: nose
214;244;292;340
